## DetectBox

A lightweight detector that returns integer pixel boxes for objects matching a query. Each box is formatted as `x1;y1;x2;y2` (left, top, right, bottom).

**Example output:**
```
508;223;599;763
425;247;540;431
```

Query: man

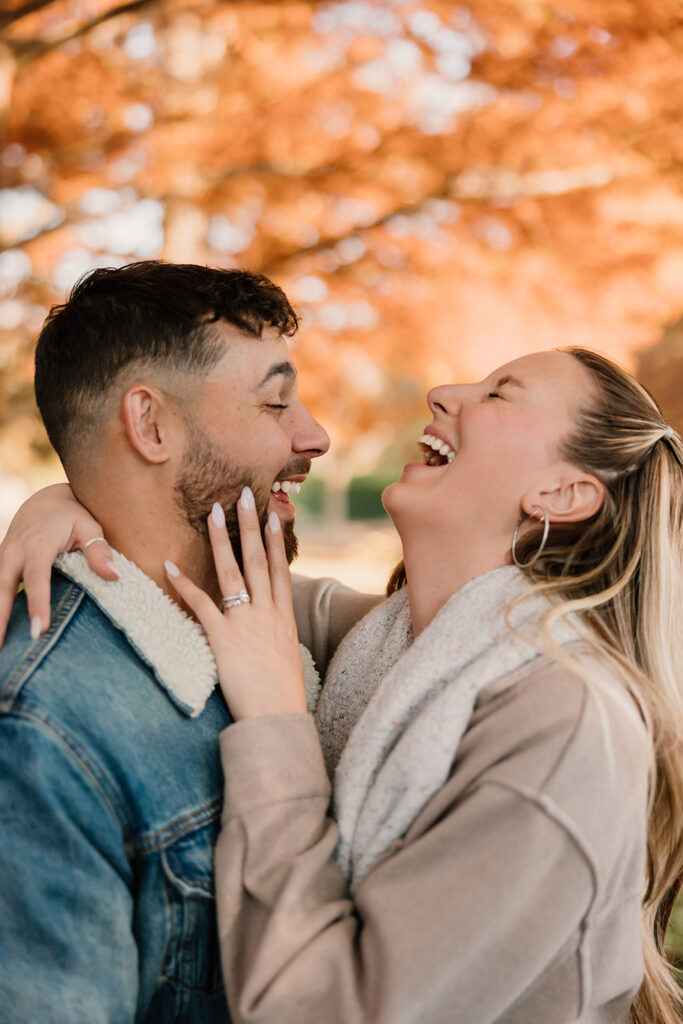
0;262;375;1023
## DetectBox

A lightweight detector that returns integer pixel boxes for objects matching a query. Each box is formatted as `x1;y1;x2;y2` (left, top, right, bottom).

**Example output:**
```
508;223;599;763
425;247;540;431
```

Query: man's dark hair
34;260;299;465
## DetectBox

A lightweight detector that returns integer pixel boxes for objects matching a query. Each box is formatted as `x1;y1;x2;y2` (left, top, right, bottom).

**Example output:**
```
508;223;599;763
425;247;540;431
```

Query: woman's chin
381;479;415;525
384;462;424;498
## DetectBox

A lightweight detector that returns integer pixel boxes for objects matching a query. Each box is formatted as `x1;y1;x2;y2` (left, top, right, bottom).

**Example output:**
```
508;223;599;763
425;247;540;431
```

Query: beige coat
216;577;650;1024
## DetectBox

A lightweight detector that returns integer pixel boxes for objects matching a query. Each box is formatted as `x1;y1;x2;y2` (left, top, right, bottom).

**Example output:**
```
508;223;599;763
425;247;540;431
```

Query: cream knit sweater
316;566;579;889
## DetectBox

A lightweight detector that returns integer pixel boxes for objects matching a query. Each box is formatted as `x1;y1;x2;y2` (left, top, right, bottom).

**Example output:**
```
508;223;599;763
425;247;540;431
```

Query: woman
2;347;682;1022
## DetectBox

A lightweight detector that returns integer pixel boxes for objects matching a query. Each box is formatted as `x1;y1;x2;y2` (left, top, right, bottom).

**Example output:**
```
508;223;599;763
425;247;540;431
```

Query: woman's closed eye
487;391;502;399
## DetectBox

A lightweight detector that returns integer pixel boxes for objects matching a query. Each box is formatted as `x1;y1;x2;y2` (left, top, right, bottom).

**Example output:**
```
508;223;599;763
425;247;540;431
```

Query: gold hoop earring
511;506;550;568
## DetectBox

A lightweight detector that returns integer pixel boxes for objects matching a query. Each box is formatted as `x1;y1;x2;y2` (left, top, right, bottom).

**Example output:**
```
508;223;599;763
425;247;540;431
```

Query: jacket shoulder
479;647;650;796
0;572;85;702
448;647;650;896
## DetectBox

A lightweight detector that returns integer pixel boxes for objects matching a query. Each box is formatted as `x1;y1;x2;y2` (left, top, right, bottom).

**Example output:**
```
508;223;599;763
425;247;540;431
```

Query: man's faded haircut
34;260;299;467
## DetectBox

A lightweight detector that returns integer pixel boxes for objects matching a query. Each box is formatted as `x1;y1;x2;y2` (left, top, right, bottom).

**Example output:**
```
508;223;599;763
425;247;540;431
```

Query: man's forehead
210;321;294;382
214;320;284;346
215;319;286;352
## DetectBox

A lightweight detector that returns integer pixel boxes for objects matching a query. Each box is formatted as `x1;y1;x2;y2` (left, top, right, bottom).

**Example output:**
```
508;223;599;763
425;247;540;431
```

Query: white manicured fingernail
30;616;42;640
106;561;120;579
268;511;281;533
240;486;255;511
211;501;225;527
164;560;180;578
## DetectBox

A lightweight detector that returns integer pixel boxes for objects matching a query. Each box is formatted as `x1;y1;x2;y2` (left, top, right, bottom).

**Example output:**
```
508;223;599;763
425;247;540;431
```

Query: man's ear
120;384;175;465
522;471;605;524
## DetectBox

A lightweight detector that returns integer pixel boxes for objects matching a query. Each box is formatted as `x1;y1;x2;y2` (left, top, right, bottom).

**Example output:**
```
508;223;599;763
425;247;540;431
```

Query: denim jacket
0;550;233;1023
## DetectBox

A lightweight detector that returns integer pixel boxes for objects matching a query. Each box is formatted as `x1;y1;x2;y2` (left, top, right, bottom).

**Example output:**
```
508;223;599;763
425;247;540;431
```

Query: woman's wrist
233;688;308;720
220;714;328;811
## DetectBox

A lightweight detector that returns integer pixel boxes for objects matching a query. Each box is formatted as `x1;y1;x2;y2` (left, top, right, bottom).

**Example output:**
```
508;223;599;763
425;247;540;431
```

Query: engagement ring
221;589;251;611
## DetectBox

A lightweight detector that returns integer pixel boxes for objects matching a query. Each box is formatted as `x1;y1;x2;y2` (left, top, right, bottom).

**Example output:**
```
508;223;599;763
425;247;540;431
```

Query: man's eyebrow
494;374;525;389
257;362;297;388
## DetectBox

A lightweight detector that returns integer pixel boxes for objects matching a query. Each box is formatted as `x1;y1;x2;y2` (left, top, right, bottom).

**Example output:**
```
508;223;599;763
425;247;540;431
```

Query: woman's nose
427;384;463;417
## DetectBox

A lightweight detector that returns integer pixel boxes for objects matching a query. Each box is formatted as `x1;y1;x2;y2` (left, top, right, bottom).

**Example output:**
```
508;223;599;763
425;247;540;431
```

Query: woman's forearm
0;483;115;645
216;714;365;1022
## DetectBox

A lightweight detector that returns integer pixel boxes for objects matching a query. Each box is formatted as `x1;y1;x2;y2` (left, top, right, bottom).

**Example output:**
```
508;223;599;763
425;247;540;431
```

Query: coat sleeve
291;575;382;676
0;715;138;1024
215;714;595;1024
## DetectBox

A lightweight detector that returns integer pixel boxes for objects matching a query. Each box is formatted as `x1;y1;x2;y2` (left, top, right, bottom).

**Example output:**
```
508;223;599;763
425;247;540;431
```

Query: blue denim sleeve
0;713;138;1024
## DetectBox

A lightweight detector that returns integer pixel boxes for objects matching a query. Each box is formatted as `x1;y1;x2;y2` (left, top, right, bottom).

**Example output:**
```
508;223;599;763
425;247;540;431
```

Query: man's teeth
271;480;301;494
417;434;456;465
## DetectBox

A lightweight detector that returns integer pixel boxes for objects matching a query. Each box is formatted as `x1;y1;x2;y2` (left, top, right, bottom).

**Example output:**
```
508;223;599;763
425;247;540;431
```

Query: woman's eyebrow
494;375;525;390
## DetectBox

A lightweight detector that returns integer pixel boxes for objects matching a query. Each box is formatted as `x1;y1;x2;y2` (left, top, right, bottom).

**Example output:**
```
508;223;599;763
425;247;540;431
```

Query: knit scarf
315;565;580;891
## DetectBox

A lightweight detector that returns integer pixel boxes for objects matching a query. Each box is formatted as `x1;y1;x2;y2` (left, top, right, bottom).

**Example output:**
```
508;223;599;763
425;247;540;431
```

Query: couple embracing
0;261;681;1024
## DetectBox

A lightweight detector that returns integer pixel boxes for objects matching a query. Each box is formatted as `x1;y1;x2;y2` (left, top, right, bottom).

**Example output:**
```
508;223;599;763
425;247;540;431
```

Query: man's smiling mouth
417;432;457;466
271;480;300;505
270;474;307;503
270;459;312;502
271;479;301;495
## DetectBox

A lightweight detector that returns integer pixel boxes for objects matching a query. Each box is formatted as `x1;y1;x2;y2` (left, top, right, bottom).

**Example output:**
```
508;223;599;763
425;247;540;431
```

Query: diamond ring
221;589;251;611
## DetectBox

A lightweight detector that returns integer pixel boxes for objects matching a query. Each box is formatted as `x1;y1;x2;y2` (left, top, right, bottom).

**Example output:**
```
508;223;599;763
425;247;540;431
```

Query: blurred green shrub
294;477;325;516
348;472;398;520
666;892;683;972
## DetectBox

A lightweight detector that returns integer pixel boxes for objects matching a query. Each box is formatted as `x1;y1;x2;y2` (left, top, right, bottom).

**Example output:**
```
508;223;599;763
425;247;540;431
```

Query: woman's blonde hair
387;347;683;1022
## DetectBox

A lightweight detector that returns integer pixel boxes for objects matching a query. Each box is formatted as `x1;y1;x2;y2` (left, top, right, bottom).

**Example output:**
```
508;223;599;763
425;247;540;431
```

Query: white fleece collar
55;549;322;719
56;550;218;717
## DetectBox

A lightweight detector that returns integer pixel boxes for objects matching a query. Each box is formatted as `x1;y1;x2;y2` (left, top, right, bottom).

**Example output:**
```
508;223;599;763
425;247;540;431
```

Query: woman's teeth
271;480;301;494
417;434;456;466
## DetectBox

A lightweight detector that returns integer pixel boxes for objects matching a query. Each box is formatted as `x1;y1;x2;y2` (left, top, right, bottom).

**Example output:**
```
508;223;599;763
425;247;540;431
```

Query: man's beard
174;424;299;571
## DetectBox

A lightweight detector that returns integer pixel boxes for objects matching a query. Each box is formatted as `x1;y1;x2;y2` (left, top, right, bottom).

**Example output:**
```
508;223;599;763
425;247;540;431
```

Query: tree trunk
316;452;352;526
0;42;16;150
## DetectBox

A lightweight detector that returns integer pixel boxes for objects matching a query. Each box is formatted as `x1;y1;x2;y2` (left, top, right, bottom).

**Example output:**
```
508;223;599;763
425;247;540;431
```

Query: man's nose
293;408;330;459
427;384;464;417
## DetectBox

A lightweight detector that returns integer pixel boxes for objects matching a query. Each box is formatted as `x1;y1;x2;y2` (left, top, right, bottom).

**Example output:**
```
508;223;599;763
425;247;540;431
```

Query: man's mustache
275;458;312;479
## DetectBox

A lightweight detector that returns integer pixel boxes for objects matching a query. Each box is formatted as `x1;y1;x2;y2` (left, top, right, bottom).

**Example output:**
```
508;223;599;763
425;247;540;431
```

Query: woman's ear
120;384;173;465
522;472;605;524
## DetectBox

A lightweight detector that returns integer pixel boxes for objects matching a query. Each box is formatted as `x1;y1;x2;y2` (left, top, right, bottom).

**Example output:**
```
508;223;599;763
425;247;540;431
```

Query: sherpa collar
55;549;321;718
56;549;219;717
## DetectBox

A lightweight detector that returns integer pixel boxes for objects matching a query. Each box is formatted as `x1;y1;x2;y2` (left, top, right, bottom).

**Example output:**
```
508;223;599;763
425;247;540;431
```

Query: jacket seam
6;705;226;858
125;799;223;857
483;778;599;1014
156;972;225;994
221;789;331;823
483;778;599;898
591;887;645;920
482;649;592;793
1;704;132;839
536;673;590;793
0;584;84;709
162;848;215;893
480;640;593;699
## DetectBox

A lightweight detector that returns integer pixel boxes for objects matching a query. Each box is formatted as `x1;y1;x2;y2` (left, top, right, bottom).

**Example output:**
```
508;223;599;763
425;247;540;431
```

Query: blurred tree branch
0;1;56;30
0;154;348;253
2;0;331;33
11;0;160;65
259;187;454;275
